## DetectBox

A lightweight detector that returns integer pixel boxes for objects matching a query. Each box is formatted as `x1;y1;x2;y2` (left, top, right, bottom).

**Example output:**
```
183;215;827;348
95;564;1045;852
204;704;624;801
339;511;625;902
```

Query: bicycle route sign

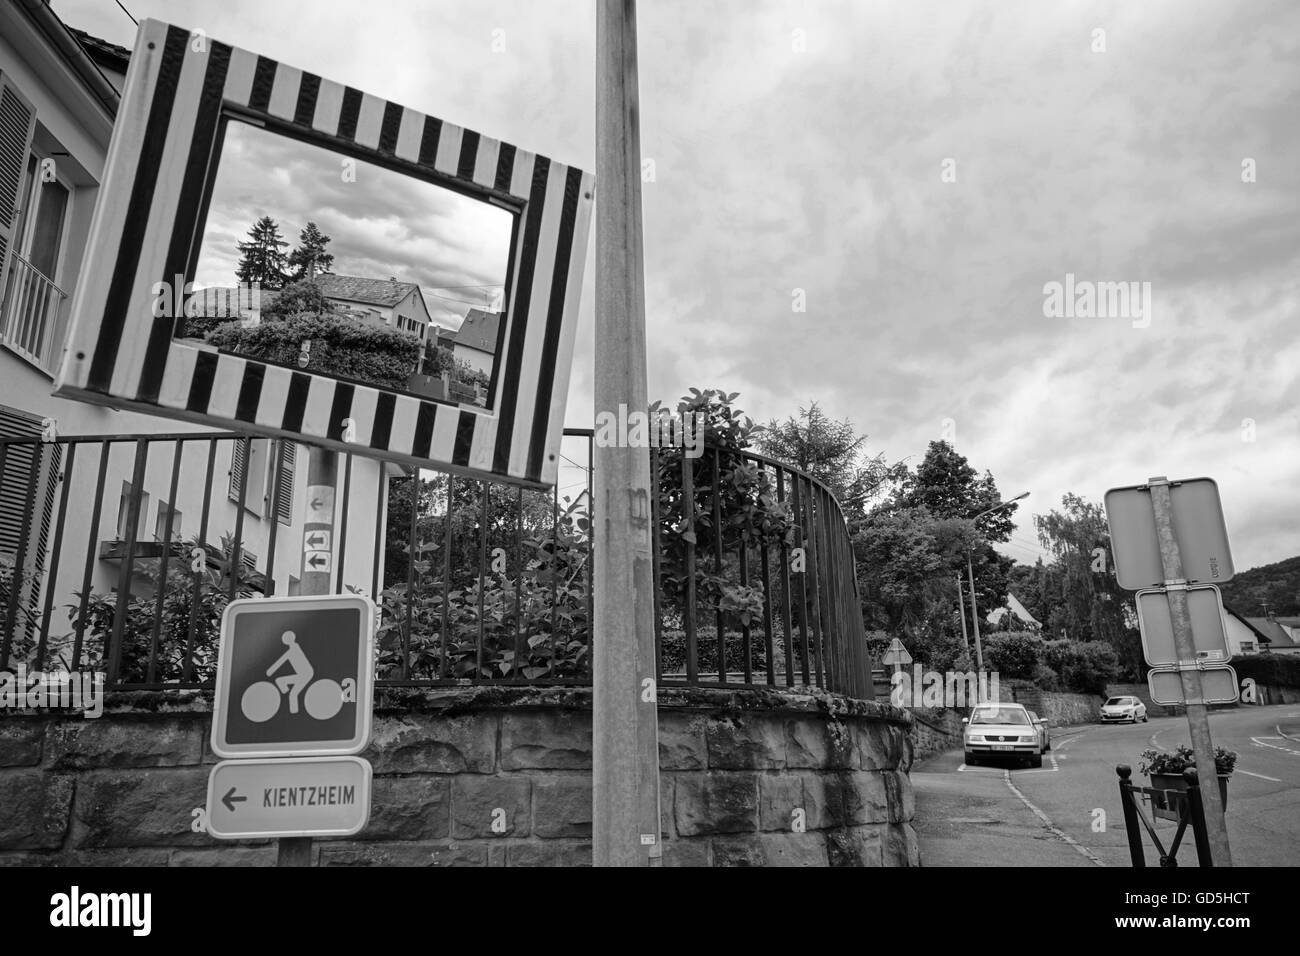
205;756;372;840
210;594;375;759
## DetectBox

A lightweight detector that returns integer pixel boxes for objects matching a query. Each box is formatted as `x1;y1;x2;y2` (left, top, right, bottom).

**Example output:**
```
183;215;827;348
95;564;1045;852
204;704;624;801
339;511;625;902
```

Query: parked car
1100;695;1148;723
963;702;1045;768
1027;711;1051;752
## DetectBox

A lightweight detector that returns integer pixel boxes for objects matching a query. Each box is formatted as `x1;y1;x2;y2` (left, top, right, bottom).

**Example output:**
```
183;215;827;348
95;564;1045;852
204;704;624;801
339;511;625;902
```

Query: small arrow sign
305;550;331;572
304;531;331;551
222;787;246;812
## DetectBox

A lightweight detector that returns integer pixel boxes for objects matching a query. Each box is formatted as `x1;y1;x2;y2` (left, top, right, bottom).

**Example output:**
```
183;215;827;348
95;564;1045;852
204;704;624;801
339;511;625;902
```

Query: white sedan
963;703;1045;768
1100;695;1148;723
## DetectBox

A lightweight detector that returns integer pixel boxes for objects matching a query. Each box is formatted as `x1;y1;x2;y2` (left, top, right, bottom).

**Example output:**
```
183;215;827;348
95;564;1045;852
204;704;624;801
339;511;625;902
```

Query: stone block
784;719;854;770
662;837;710;868
170;847;275;867
711;835;765;866
826;824;885;867
883;770;915;824
842;771;890;825
557;841;592;867
46;718;204;770
674;773;757;836
72;768;209;848
499;711;590;770
451;776;530;838
705;716;785;770
532;775;591;839
884;822;920;866
658;712;707;770
0;720;44;767
364;714;496;774
757;774;804;832
801;773;845;830
0;772;74;850
859;722;908;771
366;775;450;841
758;831;828;867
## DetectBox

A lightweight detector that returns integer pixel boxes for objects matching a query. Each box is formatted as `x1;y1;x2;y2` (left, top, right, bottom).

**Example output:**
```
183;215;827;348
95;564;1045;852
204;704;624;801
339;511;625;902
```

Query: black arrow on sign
306;532;326;548
310;497;325;510
222;787;246;812
308;553;328;569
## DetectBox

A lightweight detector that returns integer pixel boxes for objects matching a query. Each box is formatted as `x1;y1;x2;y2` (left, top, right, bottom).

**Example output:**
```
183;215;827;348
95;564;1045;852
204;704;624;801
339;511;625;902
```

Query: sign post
1146;478;1232;865
593;0;663;867
1106;476;1234;866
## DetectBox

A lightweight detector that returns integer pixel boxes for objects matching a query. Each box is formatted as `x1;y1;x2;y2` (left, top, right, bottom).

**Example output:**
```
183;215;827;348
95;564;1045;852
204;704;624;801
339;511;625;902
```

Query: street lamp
966;492;1029;681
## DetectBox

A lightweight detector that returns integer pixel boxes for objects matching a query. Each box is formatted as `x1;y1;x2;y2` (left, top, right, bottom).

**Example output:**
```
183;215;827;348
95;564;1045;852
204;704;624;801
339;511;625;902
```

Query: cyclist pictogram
240;630;346;723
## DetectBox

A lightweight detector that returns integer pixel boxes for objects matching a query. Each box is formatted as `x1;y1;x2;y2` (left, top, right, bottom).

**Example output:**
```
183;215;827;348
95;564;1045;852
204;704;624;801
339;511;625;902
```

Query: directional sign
1104;478;1234;590
212;594;374;758
881;638;912;668
1148;665;1239;707
304;551;331;573
206;756;371;839
303;530;332;552
1135;585;1232;667
306;487;335;522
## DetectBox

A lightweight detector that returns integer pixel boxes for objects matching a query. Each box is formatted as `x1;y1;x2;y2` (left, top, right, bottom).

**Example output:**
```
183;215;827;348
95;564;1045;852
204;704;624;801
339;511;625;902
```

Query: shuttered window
229;437;295;524
275;440;295;525
0;72;37;294
0;404;62;638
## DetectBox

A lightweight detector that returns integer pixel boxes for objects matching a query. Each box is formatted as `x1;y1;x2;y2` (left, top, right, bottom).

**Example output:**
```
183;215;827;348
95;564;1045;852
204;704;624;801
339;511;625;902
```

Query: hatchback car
1100;695;1148;723
963;703;1046;768
1027;711;1051;752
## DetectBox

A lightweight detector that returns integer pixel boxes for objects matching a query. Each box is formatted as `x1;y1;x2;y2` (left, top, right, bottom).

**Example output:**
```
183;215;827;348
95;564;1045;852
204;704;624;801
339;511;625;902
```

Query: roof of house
1222;604;1274;646
314;274;419;308
986;593;1041;629
1244;617;1299;649
1275;616;1300;628
453;309;501;355
16;3;121;116
67;27;132;75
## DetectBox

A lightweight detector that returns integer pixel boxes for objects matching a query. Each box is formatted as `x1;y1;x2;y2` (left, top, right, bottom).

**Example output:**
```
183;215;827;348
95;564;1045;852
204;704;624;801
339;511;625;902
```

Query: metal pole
1116;765;1145;867
966;548;983;683
1147;476;1232;866
593;0;662;867
956;573;970;655
276;443;338;867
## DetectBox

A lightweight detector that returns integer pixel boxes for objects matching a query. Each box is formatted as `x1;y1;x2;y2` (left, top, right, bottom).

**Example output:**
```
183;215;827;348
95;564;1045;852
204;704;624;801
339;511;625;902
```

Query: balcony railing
0;429;875;699
0;253;67;373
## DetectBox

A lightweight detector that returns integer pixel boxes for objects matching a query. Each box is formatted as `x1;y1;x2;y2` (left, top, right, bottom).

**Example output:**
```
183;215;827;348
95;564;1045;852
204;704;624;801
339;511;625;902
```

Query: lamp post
966;492;1029;683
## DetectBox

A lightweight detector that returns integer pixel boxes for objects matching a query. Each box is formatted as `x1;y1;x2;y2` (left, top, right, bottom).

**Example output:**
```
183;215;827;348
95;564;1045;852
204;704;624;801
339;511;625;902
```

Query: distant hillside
1218;554;1300;616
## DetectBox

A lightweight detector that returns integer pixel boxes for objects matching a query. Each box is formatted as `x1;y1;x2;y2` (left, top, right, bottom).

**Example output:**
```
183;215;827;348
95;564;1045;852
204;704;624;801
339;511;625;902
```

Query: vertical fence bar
760;514;775;687
681;450;697;684
476;481;489;678
2;441;43;657
711;447;725;683
37;442;76;664
649;446;663;680
1117;766;1145;867
72;441;111;672
404;473;418;679
790;475;811;685
145;440;184;684
801;476;824;689
226;436;251;605
183;439;218;683
107;440;150;684
776;468;795;688
440;475;452;680
585;435;594;678
513;485;523;683
818;487;839;693
371;466;384;602
739;536;752;685
550;473;559;668
334;452;353;593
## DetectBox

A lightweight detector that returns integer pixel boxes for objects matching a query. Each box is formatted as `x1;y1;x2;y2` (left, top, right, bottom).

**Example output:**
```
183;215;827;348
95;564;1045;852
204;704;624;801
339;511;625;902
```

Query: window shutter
275;440;295;525
0;73;37;288
0;404;60;638
228;438;246;503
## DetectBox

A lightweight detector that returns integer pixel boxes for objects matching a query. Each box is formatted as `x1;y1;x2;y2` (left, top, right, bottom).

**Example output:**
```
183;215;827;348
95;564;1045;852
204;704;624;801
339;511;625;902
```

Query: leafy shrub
260;279;329;320
1031;663;1060;691
1233;654;1300;691
982;630;1042;679
207;313;421;391
1043;638;1119;695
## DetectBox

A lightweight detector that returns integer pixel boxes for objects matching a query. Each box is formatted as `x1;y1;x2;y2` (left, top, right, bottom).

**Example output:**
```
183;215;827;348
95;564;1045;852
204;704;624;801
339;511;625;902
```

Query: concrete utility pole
276;444;338;866
1148;477;1232;866
593;0;662;867
956;574;970;655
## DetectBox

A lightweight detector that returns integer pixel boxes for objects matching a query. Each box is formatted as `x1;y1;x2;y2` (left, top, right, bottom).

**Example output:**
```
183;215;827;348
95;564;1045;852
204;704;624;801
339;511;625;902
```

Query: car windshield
970;707;1029;725
1105;698;1130;706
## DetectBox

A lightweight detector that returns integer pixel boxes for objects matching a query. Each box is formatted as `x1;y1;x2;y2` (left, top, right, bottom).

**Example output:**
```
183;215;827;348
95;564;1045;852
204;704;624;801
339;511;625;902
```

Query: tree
758;402;900;517
896;441;1018;542
1034;493;1141;680
235;216;289;290
286;221;334;281
262;278;331;321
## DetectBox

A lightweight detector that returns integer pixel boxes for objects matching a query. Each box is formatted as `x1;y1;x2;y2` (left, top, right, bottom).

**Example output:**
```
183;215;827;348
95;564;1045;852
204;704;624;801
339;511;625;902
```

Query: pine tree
286;221;334;281
235;216;289;290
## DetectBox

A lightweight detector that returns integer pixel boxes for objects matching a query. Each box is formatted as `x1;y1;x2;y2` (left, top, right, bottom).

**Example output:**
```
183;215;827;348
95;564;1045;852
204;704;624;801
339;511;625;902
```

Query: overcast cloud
55;0;1300;569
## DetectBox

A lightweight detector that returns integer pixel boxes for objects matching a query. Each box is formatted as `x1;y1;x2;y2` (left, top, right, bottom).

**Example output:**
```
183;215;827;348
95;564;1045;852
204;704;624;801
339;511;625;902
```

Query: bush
1031;663;1060;691
1043;638;1119;695
1233;654;1300;690
261;279;330;320
207;313;421;391
982;630;1042;679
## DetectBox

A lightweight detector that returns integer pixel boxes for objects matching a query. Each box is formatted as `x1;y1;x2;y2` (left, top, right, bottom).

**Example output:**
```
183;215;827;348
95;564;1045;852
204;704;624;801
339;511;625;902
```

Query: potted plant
1139;745;1235;819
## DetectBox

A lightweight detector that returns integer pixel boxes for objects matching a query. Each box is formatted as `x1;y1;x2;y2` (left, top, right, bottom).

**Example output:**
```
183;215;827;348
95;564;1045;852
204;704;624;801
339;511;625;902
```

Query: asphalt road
912;703;1300;867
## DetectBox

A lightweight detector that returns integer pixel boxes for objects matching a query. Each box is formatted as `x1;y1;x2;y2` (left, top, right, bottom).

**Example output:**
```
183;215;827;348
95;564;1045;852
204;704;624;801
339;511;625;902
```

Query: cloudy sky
56;0;1299;570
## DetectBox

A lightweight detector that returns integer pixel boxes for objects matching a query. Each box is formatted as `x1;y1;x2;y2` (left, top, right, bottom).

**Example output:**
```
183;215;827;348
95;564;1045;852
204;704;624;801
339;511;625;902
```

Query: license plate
993;745;1013;751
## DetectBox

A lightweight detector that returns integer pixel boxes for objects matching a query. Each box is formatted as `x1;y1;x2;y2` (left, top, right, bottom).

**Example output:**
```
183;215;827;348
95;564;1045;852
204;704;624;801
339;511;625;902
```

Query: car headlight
967;735;983;742
1020;735;1036;743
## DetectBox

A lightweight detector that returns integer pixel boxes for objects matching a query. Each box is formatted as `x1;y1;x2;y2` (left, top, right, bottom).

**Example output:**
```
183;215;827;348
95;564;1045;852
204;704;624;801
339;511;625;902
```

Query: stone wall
1005;683;1100;726
0;686;919;867
906;709;964;759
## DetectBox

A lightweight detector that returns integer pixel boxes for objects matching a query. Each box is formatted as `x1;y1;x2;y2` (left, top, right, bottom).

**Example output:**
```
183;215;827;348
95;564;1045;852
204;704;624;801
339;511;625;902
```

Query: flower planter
1149;772;1229;822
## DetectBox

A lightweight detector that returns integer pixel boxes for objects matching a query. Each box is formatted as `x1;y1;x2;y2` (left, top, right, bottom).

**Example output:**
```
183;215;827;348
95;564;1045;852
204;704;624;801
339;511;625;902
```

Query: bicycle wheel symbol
240;678;344;723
